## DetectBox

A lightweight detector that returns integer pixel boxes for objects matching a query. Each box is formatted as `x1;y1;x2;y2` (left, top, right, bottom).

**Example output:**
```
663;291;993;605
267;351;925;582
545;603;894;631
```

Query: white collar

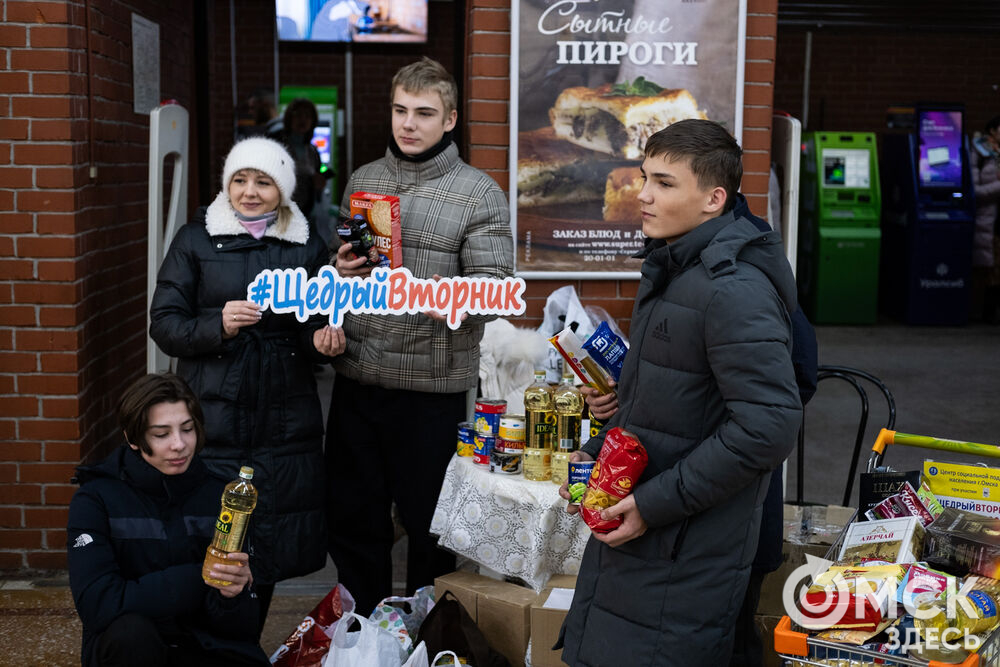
204;191;309;244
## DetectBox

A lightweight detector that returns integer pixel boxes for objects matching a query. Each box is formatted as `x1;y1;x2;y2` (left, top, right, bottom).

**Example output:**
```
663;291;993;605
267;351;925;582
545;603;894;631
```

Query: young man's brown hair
390;56;458;115
644;119;743;213
118;372;205;455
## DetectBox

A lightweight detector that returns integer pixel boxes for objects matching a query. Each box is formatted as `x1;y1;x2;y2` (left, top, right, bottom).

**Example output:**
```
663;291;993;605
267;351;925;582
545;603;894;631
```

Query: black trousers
95;613;266;667
325;375;465;616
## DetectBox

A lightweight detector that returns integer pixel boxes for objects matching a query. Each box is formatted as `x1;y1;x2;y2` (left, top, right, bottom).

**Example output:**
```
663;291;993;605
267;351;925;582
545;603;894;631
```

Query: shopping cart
774;428;1000;667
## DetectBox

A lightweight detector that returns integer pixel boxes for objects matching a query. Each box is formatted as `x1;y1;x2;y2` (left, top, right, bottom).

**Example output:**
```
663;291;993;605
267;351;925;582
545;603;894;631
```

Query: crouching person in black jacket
67;373;269;667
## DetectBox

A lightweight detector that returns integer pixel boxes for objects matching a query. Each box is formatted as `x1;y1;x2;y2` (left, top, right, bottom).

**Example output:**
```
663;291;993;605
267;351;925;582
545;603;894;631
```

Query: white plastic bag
539;286;596;382
323;612;407;667
401;641;429;667
429;651;461;667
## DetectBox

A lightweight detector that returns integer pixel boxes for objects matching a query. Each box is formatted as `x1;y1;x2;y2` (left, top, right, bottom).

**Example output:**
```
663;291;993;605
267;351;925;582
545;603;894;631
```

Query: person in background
150;137;344;633
558;119;802;666
972;115;1000;323
276;98;326;225
67;373;268;667
327;57;514;615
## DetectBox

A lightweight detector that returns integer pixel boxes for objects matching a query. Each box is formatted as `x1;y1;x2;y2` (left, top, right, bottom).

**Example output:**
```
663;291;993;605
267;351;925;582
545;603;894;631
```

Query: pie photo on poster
548;77;708;160
517;127;627;207
602;166;644;223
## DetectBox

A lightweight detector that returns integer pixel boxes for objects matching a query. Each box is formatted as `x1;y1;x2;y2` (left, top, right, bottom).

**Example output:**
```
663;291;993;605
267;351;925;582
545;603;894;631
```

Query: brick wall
774;28;1000;135
1;0;196;572
466;0;780;335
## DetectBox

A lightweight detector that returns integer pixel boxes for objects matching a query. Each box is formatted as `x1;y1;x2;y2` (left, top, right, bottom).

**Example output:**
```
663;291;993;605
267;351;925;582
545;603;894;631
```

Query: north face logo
651;318;670;341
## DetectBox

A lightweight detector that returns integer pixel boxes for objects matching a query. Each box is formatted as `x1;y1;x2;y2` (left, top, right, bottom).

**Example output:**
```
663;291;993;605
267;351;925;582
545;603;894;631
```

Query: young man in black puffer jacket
558;120;803;666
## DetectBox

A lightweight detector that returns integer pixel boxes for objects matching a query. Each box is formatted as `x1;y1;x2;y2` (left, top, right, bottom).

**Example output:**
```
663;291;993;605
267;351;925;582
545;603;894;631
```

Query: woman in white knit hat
150;137;344;635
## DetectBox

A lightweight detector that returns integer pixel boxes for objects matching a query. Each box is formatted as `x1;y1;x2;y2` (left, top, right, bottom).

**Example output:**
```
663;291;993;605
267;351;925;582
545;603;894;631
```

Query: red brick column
464;0;779;335
1;0;195;572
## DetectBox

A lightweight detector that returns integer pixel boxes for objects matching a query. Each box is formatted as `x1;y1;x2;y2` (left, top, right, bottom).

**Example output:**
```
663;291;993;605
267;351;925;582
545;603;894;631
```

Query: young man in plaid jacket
328;57;514;615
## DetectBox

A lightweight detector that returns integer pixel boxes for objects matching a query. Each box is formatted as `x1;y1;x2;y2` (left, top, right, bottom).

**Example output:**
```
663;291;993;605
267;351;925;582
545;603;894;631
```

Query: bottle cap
239;466;254;479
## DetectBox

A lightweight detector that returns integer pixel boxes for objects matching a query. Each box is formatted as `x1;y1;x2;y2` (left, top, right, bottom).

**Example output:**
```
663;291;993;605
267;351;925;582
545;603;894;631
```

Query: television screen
917;110;963;189
276;0;427;43
821;148;871;189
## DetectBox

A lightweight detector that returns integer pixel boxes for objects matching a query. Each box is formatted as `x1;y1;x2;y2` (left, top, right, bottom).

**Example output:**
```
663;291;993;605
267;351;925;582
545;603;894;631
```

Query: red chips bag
580;427;649;533
270;583;354;666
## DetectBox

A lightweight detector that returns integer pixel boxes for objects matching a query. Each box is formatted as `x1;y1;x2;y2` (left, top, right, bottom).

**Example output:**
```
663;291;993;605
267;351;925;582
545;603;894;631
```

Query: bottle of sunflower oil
552;372;584;484
202;466;257;586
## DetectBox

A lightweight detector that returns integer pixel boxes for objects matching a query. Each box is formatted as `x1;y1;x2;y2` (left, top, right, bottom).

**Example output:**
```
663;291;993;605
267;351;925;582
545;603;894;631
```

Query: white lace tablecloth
431;455;591;592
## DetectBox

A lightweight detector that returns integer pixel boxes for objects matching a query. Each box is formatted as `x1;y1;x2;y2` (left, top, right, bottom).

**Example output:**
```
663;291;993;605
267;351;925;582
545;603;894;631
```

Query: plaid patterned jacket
333;143;514;393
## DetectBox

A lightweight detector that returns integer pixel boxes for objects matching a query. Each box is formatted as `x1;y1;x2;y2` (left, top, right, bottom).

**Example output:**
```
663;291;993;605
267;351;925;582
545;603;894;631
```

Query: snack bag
348;192;402;268
580;427;648;533
270;583;354;666
581;321;628;382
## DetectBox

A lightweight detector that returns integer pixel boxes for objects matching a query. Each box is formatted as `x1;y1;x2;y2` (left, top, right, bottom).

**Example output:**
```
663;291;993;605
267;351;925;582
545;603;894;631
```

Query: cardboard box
757;504;856;617
434;571;538;667
530;590;573;667
349;191;402;268
530;574;577;667
756;614;785;667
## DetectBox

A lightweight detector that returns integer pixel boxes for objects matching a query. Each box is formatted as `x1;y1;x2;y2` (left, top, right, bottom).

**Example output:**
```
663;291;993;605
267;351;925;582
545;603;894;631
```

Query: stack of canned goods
490;413;525;474
471;399;506;465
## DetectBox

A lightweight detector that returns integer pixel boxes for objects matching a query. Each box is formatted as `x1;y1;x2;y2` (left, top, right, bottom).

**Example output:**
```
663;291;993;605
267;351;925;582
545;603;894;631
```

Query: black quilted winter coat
68;448;268;666
150;195;330;584
559;210;803;666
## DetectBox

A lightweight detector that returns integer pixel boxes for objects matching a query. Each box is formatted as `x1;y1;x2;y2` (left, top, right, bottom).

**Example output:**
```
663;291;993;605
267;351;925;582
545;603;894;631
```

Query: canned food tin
457;421;475;457
489;448;522;475
523;446;552;481
472;451;490;465
567;460;596;504
498;414;526;441
473;432;495;454
496;437;524;453
474;399;507;437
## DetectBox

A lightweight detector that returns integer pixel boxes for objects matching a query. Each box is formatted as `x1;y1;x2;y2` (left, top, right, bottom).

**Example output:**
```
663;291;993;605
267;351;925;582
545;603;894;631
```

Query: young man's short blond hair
391;57;458;115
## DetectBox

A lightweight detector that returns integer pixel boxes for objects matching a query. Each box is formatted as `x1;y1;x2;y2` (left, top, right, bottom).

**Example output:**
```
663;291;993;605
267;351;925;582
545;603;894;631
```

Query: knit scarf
237;210;277;239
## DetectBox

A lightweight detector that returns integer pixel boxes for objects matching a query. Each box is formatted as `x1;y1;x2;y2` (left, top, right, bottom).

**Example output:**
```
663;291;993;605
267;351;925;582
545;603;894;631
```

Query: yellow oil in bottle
202;466;257;586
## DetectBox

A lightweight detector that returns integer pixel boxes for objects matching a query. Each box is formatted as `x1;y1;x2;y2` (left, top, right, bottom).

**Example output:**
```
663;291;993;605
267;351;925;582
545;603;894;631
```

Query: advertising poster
511;0;747;276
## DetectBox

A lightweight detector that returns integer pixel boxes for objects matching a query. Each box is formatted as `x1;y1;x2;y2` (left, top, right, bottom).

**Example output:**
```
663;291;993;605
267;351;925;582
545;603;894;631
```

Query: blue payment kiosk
880;105;976;325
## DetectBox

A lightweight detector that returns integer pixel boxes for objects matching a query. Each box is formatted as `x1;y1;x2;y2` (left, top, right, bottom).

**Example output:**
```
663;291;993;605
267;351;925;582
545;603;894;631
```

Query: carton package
838;516;924;564
348;191;402;268
858;470;921;516
757;504;855;617
434;570;539;667
530;574;577;667
923;507;1000;578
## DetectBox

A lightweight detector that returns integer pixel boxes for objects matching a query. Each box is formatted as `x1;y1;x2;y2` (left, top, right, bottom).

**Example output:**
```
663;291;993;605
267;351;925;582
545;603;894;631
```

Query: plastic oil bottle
552;371;584;485
523;370;554;481
202;466;257;586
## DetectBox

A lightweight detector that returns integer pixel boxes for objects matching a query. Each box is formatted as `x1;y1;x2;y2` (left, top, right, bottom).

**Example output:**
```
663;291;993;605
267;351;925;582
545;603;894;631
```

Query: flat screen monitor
917;109;964;189
312;123;332;167
276;0;427;43
820;148;871;189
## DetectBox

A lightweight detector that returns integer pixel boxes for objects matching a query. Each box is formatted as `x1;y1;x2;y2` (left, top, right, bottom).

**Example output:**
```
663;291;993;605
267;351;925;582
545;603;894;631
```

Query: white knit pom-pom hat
221;137;296;207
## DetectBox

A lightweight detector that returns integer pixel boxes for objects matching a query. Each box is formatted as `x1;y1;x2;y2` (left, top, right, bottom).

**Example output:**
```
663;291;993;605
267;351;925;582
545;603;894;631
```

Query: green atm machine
798;132;881;324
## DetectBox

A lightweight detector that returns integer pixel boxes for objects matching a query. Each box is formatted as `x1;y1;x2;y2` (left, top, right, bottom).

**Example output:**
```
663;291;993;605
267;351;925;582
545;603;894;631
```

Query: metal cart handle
868;428;1000;472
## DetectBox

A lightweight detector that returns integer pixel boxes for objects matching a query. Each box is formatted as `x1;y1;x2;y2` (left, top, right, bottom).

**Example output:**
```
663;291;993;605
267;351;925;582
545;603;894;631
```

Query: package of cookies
348;191;402;268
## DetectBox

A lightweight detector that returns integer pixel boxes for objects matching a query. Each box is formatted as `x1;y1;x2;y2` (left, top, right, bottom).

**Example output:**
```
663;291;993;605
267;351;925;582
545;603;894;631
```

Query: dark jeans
256;582;275;637
95;613;265;667
729;569;767;667
325;376;465;616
